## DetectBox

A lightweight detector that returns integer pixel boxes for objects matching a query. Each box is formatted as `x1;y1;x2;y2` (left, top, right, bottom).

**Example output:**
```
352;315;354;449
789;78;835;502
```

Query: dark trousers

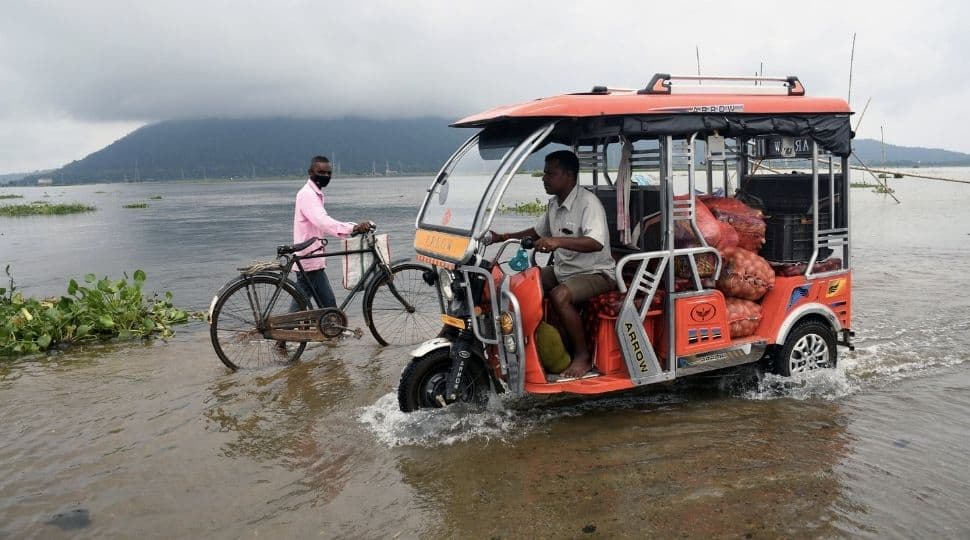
290;268;337;311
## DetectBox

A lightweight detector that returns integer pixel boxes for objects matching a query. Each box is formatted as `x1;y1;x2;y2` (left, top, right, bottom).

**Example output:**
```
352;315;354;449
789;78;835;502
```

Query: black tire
209;274;309;370
774;319;838;377
397;348;490;412
363;262;442;346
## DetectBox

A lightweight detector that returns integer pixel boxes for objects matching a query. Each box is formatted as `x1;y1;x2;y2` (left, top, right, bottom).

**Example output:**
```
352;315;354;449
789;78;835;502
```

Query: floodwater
1;170;969;539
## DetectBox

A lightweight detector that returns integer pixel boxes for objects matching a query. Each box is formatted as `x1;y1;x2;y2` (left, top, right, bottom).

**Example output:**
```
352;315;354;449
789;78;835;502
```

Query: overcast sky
2;0;968;173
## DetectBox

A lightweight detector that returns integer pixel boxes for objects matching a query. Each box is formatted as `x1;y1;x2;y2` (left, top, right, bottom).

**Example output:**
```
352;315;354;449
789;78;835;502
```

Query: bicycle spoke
210;275;308;369
365;264;442;346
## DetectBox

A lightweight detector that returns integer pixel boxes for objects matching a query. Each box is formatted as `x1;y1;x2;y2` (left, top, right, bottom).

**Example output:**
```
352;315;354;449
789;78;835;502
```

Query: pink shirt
293;179;356;271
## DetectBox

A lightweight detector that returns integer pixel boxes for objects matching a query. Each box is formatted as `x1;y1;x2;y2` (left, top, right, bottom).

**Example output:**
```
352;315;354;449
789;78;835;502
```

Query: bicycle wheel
209;274;310;370
363;262;442;346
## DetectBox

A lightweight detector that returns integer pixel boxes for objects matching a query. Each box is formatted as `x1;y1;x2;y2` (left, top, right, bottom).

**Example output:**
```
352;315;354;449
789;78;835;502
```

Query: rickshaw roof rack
451;73;850;131
639;73;805;96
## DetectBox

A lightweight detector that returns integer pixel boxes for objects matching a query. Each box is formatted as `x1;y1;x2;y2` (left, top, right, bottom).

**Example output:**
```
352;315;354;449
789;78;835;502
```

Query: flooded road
2;171;969;538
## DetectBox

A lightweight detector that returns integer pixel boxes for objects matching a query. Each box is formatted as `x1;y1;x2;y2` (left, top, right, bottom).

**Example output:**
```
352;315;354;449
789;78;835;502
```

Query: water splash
358;393;547;447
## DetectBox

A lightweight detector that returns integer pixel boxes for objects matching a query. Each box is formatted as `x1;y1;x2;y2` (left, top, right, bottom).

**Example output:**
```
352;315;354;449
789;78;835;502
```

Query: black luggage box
760;213;831;263
739;173;843;217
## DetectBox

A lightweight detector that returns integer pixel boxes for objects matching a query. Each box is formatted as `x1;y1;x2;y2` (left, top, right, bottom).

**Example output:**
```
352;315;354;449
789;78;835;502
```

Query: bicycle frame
236;233;422;342
287;237;392;312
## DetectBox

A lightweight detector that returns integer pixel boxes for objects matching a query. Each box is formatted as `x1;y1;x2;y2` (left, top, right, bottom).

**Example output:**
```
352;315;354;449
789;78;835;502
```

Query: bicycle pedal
344;328;364;339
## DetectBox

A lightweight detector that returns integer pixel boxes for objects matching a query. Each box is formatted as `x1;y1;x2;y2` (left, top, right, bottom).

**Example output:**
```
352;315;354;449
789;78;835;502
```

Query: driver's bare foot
560;354;592;378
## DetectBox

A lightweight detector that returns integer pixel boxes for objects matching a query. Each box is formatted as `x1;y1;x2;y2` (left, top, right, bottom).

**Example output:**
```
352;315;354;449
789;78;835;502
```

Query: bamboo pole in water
851;152;902;204
852;166;970;185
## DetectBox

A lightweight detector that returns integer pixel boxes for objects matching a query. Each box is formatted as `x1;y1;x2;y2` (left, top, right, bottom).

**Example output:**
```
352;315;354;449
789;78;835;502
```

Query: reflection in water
204;352;357;512
387;382;851;538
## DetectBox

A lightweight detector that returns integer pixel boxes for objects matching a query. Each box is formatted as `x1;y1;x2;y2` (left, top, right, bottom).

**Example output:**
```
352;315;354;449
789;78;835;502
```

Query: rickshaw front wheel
774;319;838;377
398;348;489;412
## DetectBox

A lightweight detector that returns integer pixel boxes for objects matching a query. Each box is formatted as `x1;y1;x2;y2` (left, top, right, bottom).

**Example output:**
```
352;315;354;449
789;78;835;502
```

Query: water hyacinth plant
0;202;96;216
499;198;546;216
0;266;192;356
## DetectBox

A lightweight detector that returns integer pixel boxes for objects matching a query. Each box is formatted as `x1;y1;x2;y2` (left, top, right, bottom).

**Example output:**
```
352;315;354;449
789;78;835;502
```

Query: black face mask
311;173;331;188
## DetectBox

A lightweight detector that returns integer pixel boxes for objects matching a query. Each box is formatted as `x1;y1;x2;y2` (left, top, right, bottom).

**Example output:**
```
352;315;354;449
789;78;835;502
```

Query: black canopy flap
621;114;853;156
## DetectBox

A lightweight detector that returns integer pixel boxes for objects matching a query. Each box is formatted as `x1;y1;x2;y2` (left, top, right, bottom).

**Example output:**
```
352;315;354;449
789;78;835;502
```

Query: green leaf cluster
0;202;96;216
0;266;192;357
499;198;546;216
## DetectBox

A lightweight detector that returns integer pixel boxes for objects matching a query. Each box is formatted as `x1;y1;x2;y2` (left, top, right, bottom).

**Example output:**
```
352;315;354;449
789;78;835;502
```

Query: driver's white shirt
534;185;615;281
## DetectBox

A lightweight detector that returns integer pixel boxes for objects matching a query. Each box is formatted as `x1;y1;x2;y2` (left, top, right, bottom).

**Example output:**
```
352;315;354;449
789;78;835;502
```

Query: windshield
419;126;546;234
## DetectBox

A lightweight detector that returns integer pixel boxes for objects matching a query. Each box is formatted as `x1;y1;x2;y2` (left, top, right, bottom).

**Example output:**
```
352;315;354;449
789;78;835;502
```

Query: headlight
499;311;514;335
437;267;455;302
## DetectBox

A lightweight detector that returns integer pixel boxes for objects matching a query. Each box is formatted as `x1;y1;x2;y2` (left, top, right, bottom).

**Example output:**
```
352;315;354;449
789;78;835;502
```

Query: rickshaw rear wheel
774;319;837;377
398;348;490;412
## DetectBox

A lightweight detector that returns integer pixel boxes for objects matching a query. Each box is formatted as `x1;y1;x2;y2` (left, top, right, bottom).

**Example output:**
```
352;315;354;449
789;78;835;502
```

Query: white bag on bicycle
342;233;390;289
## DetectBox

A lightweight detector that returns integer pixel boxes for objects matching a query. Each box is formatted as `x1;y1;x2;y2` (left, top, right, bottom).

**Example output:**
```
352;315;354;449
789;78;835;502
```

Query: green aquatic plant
123;202;149;209
0;194;23;199
0;202;95;216
148;195;163;200
0;266;193;357
499;198;546;216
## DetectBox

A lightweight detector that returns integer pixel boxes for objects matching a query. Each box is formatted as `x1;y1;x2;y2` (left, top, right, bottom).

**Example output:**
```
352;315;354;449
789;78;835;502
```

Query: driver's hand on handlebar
352;220;375;235
484;230;507;245
534;237;559;253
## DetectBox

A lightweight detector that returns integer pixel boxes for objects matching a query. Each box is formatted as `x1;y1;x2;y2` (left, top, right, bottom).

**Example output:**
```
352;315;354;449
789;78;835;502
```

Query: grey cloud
1;0;970;171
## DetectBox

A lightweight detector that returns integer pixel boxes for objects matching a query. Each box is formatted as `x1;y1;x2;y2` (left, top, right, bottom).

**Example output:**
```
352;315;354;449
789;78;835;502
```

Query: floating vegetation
0;266;193;357
0;194;23;199
0;202;95;217
123;203;149;209
850;182;876;188
148;195;163;200
499;198;546;216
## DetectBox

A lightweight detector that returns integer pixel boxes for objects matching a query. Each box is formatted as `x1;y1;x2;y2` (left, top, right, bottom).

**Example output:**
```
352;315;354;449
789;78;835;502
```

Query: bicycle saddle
277;237;320;256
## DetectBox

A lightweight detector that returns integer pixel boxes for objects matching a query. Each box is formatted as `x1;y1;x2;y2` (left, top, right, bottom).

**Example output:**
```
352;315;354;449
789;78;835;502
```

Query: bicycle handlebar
350;220;377;237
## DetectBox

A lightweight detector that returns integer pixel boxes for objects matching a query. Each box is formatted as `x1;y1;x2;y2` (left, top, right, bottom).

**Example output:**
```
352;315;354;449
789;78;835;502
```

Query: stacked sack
669;195;772;338
708;198;772;338
673;196;720;279
700;196;766;252
695;197;772;338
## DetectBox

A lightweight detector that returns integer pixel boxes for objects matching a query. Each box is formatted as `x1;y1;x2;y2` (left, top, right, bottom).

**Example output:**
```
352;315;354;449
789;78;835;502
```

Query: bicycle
207;228;444;370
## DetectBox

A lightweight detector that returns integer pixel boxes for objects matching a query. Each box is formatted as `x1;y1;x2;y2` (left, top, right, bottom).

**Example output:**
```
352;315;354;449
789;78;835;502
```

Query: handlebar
350;220;377;237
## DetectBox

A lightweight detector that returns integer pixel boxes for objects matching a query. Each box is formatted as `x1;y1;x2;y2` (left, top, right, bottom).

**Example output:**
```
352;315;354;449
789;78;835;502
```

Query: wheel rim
788;333;829;374
368;265;442;346
414;361;486;409
211;277;307;369
420;371;449;408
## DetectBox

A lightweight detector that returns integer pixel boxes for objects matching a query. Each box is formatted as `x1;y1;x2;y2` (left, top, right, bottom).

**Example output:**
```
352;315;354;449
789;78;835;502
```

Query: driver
488;150;616;378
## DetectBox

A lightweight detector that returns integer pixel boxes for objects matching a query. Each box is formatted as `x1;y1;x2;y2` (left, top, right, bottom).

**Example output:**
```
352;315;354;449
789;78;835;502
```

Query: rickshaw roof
453;91;850;127
451;75;854;156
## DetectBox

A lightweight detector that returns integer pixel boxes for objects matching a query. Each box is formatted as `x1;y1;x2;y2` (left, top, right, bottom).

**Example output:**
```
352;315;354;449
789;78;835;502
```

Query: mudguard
408;337;452;358
775;303;842;345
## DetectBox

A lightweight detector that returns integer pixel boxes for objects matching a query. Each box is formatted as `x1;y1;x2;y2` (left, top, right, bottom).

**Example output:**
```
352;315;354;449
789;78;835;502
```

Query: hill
22;117;470;184
850;138;970;166
14;120;970;185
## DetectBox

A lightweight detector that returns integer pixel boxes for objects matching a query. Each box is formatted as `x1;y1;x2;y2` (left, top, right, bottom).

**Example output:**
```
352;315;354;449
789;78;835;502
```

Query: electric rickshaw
399;73;854;412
